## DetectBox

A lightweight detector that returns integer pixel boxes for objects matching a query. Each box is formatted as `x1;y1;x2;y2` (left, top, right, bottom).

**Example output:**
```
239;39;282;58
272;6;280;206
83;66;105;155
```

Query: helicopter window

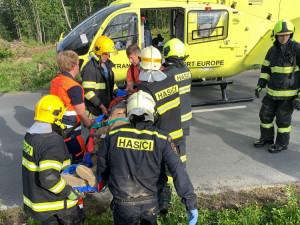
187;10;228;44
57;4;130;55
103;13;138;51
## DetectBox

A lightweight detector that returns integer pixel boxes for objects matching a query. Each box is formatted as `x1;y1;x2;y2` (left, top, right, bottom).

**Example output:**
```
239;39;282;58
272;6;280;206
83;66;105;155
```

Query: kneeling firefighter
22;95;85;224
254;20;300;153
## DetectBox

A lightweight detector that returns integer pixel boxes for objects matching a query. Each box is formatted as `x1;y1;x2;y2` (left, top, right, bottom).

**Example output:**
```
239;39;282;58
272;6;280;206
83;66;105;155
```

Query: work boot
253;139;273;147
268;143;287;153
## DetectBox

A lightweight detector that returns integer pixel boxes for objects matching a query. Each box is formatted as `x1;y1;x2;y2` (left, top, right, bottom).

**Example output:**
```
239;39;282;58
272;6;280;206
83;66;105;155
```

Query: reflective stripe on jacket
258;39;300;100
81;58;115;117
137;76;183;140
22;131;76;221
97;122;197;210
162;65;192;134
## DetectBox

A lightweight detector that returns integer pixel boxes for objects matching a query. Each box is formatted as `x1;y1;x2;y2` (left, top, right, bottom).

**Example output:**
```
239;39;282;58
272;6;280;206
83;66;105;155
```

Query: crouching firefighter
97;90;198;225
22;95;85;225
254;20;300;153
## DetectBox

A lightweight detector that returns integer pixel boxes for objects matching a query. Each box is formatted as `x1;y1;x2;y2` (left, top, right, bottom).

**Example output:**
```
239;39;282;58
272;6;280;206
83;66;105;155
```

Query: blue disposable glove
95;113;106;123
61;164;79;174
80;153;93;168
187;209;198;225
116;89;127;97
73;185;98;193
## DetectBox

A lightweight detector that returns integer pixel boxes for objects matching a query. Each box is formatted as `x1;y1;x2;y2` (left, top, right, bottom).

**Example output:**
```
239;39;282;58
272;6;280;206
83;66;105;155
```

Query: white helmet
127;90;156;123
140;46;162;70
139;46;167;82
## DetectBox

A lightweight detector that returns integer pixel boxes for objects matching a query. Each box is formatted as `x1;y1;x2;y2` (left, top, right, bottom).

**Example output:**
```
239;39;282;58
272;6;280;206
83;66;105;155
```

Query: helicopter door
101;12;139;81
171;9;185;41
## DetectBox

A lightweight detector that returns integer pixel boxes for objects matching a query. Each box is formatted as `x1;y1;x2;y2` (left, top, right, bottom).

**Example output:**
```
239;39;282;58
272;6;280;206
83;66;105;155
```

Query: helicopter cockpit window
103;13;138;51
56;4;130;55
188;10;228;44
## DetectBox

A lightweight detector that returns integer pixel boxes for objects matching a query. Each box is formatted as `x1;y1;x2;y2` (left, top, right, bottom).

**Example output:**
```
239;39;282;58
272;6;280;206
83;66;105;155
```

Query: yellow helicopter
57;0;300;105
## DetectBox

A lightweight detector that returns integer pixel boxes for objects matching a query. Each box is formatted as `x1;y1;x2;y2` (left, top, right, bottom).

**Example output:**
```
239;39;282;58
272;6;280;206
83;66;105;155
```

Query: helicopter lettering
115;64;130;69
197;60;224;67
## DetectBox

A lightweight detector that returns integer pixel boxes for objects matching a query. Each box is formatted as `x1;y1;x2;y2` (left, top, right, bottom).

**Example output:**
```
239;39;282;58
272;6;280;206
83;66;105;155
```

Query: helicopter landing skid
191;80;254;107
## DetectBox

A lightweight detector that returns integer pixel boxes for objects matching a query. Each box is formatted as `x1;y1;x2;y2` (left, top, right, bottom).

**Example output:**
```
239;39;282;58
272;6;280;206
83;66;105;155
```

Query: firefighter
51;50;92;163
22;95;85;225
81;36;118;118
97;90;198;225
136;46;183;213
254;20;300;153
162;38;192;166
126;44;141;90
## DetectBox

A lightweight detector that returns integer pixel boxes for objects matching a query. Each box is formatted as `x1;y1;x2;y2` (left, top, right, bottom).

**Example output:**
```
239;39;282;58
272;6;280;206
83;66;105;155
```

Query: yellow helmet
127;90;156;123
34;95;66;124
139;46;162;71
163;38;185;58
93;36;118;56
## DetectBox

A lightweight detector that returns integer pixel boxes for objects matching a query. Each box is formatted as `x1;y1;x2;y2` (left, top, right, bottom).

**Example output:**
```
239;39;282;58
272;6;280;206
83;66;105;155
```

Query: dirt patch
1;207;27;225
0;39;56;62
196;184;299;210
1;184;300;224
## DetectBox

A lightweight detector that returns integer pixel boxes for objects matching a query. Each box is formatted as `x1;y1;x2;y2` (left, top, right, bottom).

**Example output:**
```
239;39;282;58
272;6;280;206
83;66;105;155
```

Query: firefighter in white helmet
137;46;183;214
97;90;198;225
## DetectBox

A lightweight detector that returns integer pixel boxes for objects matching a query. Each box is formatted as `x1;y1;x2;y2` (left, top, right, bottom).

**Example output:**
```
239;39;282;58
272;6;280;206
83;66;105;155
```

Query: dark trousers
259;96;294;145
111;199;159;225
157;136;186;210
42;205;82;225
175;135;187;168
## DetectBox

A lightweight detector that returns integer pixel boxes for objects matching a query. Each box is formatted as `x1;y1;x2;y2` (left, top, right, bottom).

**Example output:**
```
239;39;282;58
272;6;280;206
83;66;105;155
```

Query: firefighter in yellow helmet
81;36;118;118
162;38;192;168
97;90;198;225
254;20;300;153
22;95;85;224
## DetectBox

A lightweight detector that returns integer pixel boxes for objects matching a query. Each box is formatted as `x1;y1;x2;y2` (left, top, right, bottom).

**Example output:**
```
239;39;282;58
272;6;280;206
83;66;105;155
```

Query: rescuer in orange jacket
51;50;92;163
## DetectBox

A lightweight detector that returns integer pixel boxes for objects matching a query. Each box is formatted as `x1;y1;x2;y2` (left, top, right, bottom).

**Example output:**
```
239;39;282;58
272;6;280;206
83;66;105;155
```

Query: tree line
0;0;114;43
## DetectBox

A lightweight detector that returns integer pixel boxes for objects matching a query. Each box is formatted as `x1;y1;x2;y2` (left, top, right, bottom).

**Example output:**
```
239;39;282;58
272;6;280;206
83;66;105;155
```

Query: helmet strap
90;52;100;62
54;120;66;130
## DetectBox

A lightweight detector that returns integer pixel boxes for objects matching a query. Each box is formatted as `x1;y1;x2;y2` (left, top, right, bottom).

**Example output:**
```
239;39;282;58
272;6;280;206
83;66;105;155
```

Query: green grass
23;186;300;225
0;49;58;93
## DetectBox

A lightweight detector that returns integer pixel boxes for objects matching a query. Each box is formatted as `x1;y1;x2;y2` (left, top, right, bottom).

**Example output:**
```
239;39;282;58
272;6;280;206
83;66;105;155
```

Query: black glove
292;97;300;110
255;86;262;98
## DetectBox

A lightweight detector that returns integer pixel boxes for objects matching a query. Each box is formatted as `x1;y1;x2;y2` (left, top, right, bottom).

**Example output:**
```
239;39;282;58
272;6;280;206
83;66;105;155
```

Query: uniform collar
61;71;75;80
92;57;115;69
27;122;52;134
